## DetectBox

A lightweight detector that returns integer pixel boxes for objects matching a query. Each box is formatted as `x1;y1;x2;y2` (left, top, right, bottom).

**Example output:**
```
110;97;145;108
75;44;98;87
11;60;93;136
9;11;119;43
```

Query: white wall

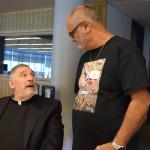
106;4;150;76
106;4;132;40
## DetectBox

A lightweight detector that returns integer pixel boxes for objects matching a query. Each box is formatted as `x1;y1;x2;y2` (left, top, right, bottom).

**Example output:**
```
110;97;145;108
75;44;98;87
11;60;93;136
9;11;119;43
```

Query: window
3;35;52;78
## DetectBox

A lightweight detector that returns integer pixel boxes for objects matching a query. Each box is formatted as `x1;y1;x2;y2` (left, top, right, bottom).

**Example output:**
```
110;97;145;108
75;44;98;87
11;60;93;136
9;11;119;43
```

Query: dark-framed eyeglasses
69;22;82;38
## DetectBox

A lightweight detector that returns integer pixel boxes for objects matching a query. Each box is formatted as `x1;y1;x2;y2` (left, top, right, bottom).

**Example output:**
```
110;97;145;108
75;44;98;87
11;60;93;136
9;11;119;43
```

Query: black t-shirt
0;98;30;150
73;36;150;150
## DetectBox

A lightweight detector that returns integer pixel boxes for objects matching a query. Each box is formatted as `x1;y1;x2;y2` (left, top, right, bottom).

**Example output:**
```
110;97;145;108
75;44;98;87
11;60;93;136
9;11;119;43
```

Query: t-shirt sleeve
119;41;150;95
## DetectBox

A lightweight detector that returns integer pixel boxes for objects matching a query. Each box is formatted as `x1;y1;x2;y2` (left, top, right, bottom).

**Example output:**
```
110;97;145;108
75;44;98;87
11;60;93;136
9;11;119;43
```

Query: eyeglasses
69;22;82;38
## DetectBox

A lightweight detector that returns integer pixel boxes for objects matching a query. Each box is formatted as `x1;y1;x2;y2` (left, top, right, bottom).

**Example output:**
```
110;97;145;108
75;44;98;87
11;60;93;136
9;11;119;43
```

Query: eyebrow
18;70;35;75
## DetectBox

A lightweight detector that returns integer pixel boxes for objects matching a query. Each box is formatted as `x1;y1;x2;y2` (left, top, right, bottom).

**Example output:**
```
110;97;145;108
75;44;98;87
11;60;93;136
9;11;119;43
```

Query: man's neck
12;94;34;102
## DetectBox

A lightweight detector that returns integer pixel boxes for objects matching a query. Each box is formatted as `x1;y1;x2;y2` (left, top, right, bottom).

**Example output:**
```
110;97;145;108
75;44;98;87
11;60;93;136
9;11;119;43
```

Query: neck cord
90;36;113;61
90;44;105;61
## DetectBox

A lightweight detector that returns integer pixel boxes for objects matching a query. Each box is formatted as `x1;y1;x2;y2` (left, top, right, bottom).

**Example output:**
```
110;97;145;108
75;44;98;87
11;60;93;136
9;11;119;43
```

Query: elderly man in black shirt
0;64;64;150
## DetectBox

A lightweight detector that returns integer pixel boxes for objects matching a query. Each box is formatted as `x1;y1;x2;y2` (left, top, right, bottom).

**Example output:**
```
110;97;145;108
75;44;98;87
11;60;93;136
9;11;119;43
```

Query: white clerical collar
11;95;34;106
11;97;23;106
18;100;22;105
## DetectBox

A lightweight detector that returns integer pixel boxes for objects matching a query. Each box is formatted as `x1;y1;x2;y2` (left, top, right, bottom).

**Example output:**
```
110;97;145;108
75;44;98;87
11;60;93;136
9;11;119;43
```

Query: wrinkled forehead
67;15;84;32
13;66;34;75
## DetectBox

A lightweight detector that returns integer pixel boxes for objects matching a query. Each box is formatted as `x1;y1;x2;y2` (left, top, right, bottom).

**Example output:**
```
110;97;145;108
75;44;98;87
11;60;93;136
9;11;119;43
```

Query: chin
24;91;35;99
29;91;36;96
77;44;88;51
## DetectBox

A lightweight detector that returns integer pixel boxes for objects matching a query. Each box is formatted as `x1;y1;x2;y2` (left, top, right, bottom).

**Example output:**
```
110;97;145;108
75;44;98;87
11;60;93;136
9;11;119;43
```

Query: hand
95;142;115;150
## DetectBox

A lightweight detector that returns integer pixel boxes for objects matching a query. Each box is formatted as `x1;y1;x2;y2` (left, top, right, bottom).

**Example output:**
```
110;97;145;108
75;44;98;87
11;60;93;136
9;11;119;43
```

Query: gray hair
69;5;101;24
9;64;30;79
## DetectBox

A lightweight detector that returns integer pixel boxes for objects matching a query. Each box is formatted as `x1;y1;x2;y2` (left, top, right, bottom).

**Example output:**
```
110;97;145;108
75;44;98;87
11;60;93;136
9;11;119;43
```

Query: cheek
33;79;36;84
15;85;24;91
15;82;25;89
77;35;86;45
74;32;81;41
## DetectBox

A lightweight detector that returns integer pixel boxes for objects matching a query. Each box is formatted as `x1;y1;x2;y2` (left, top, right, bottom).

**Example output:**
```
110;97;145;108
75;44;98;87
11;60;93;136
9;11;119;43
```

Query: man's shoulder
0;96;10;106
35;94;60;102
0;96;10;102
34;95;61;108
111;36;140;57
110;36;132;46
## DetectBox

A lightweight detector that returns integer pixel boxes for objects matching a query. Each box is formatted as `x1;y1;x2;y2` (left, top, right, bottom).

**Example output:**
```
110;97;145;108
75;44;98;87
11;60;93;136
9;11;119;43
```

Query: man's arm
40;100;64;150
113;88;149;146
95;88;150;150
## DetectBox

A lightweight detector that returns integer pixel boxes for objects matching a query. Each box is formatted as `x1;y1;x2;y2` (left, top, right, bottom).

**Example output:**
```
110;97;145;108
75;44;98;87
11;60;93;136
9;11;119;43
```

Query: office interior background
0;0;150;149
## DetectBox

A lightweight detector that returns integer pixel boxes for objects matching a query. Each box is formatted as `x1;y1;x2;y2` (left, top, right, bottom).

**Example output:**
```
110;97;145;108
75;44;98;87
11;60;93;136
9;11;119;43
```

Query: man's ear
9;80;14;89
82;21;91;33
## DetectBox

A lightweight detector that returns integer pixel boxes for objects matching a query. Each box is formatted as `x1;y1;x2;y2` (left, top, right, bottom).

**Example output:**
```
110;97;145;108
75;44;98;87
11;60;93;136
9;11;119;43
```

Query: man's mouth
25;84;34;88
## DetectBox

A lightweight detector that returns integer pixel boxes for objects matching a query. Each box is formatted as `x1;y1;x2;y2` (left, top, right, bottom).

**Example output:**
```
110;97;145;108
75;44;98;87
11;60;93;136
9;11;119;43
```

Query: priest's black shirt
0;98;30;150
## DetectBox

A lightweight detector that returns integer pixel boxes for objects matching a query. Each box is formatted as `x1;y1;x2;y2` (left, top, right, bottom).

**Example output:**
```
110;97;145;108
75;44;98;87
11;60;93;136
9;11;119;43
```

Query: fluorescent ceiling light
6;43;52;46
39;51;52;53
18;48;52;50
5;37;42;40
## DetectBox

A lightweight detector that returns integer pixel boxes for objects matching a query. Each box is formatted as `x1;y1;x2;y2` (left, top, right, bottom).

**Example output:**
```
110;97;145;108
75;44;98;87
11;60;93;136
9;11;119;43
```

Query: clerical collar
11;95;34;106
17;100;22;105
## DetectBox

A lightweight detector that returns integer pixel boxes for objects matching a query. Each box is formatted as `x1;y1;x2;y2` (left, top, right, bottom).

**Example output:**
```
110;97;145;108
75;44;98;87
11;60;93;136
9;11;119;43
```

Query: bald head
67;5;101;26
67;5;113;50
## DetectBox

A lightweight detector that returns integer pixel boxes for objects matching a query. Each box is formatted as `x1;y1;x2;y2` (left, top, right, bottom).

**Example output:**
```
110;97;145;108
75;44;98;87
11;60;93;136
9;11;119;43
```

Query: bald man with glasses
66;5;150;150
0;64;64;150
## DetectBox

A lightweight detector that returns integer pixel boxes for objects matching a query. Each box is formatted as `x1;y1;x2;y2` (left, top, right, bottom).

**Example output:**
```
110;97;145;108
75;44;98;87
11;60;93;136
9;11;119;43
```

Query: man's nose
27;74;34;81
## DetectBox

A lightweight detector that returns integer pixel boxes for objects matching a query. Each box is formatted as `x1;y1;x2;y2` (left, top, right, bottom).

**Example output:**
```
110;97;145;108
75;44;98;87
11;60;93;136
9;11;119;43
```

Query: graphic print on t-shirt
73;58;106;113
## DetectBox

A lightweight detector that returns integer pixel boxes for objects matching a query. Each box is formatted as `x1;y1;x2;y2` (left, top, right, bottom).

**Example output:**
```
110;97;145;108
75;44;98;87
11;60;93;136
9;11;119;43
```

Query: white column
52;0;85;150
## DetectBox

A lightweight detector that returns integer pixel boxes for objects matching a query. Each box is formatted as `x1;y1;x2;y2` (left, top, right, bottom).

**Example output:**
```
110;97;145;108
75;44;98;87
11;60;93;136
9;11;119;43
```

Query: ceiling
5;35;52;53
0;0;150;28
108;0;150;28
0;0;54;13
87;0;150;28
